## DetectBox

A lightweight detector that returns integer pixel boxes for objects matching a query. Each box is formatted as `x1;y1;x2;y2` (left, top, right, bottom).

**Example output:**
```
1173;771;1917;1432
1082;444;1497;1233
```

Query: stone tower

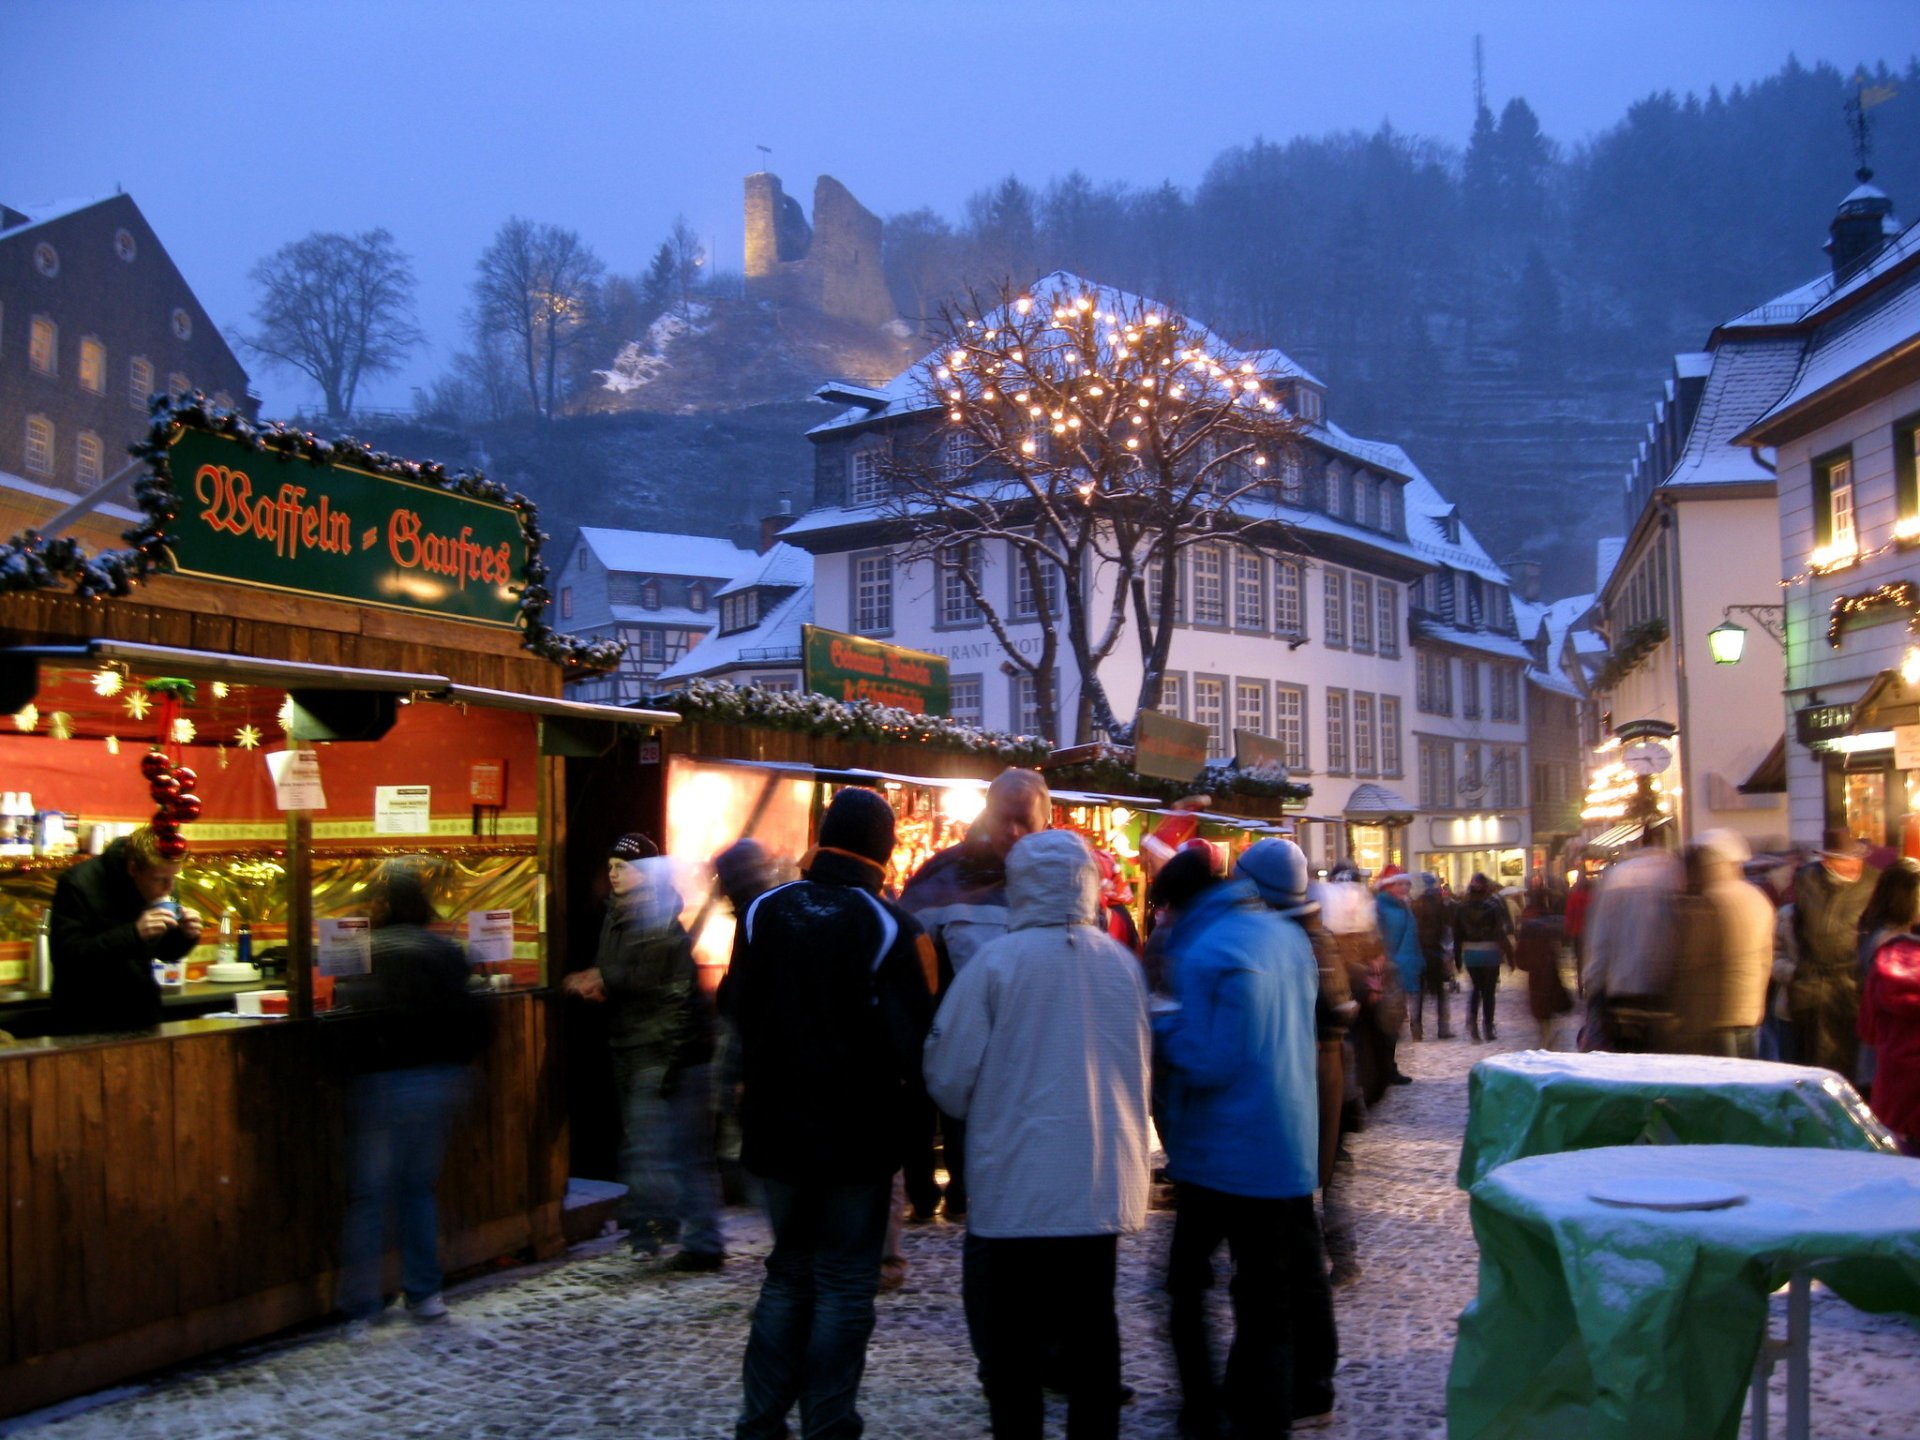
743;172;896;329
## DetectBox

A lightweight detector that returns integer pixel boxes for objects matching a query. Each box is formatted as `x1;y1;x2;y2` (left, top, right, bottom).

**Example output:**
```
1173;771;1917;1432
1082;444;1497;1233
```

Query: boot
1410;1017;1424;1042
1468;1015;1481;1043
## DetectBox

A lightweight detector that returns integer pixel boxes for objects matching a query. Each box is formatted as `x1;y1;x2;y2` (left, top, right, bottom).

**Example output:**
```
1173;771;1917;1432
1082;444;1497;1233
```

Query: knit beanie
610;832;659;864
817;787;896;867
1148;847;1220;915
1236;837;1317;917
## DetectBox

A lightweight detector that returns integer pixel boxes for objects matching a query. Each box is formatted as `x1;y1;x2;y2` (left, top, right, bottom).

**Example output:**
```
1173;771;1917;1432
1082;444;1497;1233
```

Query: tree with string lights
875;272;1308;744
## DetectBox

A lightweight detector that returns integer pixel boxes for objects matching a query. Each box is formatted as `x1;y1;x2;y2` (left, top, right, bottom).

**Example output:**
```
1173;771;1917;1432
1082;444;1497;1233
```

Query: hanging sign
1134;709;1209;783
164;429;526;627
1233;729;1290;780
803;625;951;715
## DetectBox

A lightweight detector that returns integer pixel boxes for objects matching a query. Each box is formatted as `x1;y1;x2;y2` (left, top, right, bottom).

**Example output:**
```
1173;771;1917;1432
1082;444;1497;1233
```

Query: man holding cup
50;824;204;1033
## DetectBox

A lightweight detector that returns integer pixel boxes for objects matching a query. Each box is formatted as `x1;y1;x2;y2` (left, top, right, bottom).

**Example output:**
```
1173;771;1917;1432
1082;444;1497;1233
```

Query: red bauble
140;750;172;781
150;817;181;840
150;776;183;803
169;793;203;822
171;765;198;794
155;835;189;860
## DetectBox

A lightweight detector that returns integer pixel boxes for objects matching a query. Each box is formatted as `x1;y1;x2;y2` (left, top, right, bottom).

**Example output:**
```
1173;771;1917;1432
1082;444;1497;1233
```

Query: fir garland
1;395;622;676
1045;743;1314;808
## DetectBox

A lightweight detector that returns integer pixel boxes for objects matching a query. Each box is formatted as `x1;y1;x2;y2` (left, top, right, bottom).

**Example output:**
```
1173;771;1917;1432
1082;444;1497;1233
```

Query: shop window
1275;685;1306;770
75;431;104;485
1377;583;1399;658
1812;448;1857;566
854;552;893;634
1234;679;1267;738
1233;551;1264;630
29;315;57;375
1325;690;1349;774
1323;568;1346;648
950;674;983;727
24;415;55;475
78;336;106;394
1192;546;1225;626
1274;559;1304;636
1194;677;1226;757
1379;697;1402;776
939;541;982;626
1353;692;1375;775
1350;576;1373;653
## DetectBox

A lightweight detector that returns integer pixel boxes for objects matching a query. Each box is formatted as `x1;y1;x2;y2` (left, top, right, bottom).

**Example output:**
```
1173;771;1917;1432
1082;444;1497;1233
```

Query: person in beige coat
923;829;1151;1440
1671;830;1775;1058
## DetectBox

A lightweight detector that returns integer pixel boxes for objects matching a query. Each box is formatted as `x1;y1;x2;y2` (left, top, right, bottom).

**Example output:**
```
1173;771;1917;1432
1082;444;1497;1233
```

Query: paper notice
265;750;327;810
317;916;372;977
467;909;516;966
374;785;432;835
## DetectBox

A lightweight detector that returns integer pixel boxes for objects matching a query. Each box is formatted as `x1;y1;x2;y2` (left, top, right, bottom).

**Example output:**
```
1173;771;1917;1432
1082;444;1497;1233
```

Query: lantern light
1707;619;1748;665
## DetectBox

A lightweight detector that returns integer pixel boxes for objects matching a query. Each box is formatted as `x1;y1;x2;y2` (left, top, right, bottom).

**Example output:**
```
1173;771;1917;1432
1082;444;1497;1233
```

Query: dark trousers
736;1178;892;1440
1167;1185;1336;1438
899;1092;942;1216
969;1233;1122;1440
940;1109;969;1212
1467;965;1500;1035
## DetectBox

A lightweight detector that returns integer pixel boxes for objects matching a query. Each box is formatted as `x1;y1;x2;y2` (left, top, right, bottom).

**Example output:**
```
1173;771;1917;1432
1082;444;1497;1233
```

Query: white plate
1587;1177;1749;1212
206;963;262;983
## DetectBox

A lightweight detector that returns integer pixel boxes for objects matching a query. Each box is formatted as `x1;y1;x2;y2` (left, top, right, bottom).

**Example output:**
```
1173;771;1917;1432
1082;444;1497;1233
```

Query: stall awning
4;641;449;693
436;683;679;727
1344;783;1415;824
1738;734;1787;795
1586;821;1645;852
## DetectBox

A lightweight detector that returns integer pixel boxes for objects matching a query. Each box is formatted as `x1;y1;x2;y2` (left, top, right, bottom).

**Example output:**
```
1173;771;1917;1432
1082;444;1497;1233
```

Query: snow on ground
595;302;714;393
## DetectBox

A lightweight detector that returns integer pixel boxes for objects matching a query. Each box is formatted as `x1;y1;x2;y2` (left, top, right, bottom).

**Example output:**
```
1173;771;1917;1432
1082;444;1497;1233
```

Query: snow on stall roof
656;584;813;683
578;527;754;580
0;466;144;524
1661;337;1799;487
715;542;811;597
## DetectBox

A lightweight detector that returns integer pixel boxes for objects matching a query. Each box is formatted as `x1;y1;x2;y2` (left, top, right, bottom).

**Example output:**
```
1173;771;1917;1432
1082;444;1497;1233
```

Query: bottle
236;921;253;970
216;910;238;965
32;907;53;994
0;793;16;854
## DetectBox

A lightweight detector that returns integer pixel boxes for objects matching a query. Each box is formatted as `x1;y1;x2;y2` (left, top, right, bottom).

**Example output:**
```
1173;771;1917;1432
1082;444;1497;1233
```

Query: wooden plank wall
0;993;562;1416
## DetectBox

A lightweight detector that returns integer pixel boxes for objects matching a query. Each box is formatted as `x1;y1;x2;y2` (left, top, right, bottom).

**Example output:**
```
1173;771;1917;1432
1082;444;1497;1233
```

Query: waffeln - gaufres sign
165;430;526;627
803;625;951;715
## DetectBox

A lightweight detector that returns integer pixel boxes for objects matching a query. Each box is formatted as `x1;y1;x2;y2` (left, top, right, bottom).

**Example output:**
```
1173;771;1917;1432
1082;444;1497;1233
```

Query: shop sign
802;625;950;715
1795;701;1856;747
1896;724;1920;771
164;429;526;628
1428;814;1521;849
1135;709;1209;782
1233;729;1289;781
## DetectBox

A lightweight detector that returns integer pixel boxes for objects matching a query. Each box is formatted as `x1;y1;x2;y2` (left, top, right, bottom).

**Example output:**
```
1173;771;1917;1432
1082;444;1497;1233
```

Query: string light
1828;580;1920;647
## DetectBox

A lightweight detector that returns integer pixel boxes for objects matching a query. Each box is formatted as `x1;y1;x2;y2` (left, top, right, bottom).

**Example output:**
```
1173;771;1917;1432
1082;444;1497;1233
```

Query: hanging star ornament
124;691;151;720
92;667;124;697
12;703;39;733
234;724;262;750
210;681;230;700
277;695;295;733
171;717;196;745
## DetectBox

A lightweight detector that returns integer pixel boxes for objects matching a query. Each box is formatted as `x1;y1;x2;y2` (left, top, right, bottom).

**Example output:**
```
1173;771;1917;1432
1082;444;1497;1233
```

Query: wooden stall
0;408;674;1414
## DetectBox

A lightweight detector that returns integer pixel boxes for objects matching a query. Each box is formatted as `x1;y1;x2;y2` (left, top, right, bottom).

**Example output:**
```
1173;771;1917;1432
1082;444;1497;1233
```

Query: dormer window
689;582;708;613
721;591;759;634
848;442;890;506
1290;384;1323;422
641;579;661;611
1324;462;1345;518
942;428;980;481
1441;512;1461;545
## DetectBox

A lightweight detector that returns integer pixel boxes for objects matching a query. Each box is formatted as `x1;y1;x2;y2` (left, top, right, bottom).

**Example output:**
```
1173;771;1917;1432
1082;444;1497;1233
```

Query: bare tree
471;217;606;419
243;228;422;421
665;216;705;317
880;275;1306;744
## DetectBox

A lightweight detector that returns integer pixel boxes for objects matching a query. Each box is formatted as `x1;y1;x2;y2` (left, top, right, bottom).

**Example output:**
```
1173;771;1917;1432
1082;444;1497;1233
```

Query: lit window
1194;677;1226;757
1192;546;1225;625
75;431;104;485
1234;551;1264;629
29;315;57;375
78;337;106;393
129;356;153;409
854;553;893;633
1819;453;1856;564
560;586;573;620
24;416;55;475
1274;559;1303;635
1275;685;1306;769
168;372;190;400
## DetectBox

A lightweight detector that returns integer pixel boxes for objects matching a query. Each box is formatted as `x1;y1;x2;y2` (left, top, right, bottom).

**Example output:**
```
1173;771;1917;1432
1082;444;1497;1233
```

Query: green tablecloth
1449;1145;1920;1440
1456;1051;1895;1190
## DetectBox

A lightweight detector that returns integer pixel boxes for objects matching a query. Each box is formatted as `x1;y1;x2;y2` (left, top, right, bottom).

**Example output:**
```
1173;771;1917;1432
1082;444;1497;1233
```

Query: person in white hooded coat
924;829;1151;1440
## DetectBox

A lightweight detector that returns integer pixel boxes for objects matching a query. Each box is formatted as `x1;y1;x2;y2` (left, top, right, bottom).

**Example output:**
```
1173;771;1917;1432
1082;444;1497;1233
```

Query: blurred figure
1858;858;1920;1154
1669;832;1774;1058
923;831;1151;1440
566;833;723;1269
337;859;489;1328
714;839;777;1206
729;788;936;1440
1563;871;1594;990
1319;860;1392;1104
1094;848;1142;954
1580;843;1682;1053
1857;857;1920;1098
1454;874;1516;1044
1369;866;1419;1085
1410;873;1455;1040
50;823;205;1034
1790;829;1880;1078
1513;889;1571;1049
1155;846;1336;1436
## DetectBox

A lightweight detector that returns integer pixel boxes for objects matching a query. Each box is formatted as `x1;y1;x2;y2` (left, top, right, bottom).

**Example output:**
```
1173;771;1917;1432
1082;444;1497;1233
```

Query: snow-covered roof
715;541;810;598
607;604;722;629
1593;537;1626;593
1398;466;1510;584
655;584;812;683
578;527;754;581
1528;667;1584;701
1659;337;1798;488
1410;618;1534;661
1719;272;1832;331
0;194;120;241
1674;351;1713;380
808;269;1320;438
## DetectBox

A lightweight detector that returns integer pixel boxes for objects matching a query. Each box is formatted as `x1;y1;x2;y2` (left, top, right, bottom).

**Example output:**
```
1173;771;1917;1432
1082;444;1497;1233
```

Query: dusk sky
5;0;1915;414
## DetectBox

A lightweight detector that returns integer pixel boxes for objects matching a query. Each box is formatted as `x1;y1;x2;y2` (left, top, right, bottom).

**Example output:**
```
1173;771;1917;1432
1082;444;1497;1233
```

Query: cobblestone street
13;972;1920;1439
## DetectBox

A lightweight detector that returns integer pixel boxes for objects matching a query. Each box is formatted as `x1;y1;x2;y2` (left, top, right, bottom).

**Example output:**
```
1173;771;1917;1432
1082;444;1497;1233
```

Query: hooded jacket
1376;889;1425;993
1860;932;1920;1139
728;847;936;1186
50;836;197;1033
595;860;713;1071
1152;877;1319;1199
900;834;1011;979
923;831;1151;1237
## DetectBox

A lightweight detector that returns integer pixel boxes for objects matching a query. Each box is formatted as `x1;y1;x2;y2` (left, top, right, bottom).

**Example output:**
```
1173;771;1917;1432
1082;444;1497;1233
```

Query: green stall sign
163;429;526;628
803;625;950;715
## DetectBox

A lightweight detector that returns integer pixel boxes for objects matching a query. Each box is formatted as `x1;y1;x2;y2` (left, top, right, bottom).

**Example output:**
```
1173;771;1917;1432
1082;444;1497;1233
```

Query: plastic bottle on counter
236;921;253;970
216;911;238;965
0;793;17;854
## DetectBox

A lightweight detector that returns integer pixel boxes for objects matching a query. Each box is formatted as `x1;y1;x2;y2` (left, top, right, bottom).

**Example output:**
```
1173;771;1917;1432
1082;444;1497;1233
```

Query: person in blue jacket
1149;849;1338;1436
1370;865;1421;1086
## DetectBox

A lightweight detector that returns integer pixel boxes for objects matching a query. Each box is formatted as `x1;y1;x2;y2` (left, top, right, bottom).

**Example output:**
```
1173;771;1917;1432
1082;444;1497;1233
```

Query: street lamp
1708;619;1747;665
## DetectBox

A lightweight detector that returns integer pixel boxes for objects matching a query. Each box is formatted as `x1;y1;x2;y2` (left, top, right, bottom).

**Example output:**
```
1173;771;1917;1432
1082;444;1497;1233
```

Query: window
115;227;137;263
1419;739;1455;809
950;674;984;727
1490;747;1523;808
751;675;799;693
1325;463;1345;518
1462;745;1484;797
1192;546;1225;625
1353;692;1375;775
1352;472;1371;528
1417;651;1452;716
721;591;758;634
29;315;56;375
1896;413;1920;529
1813;449;1856;562
560;586;574;620
848;444;889;505
1275;685;1306;769
168;372;190;400
1485;584;1511;632
1195;677;1226;757
1274;559;1303;635
1378;481;1398;535
1325;690;1349;773
75;431;103;485
171;307;192;340
34;241;59;277
1013;549;1059;619
1376;583;1399;658
1159;673;1185;718
1015;670;1053;737
939;541;982;626
942;428;980;480
1323;568;1346;647
1491;666;1521;723
23;416;54;475
688;583;708;613
1235;679;1267;738
1379;697;1402;775
1462;660;1482;720
854;553;893;633
77;337;106;394
1292;385;1323;422
1234;551;1264;629
1275;450;1304;504
1148;557;1183;625
640;579;661;611
1351;575;1373;653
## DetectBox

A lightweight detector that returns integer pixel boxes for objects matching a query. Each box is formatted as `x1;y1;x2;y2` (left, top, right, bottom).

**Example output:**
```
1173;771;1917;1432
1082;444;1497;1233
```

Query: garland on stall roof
0;395;622;676
1827;580;1920;647
1044;742;1314;808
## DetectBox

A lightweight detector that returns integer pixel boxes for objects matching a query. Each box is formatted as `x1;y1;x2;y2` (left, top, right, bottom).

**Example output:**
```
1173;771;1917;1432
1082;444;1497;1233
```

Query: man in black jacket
728;786;936;1440
565;832;722;1268
51;826;204;1034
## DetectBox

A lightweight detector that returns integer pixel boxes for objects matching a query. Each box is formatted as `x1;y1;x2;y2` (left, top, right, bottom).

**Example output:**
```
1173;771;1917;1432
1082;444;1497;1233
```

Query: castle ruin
744;172;896;330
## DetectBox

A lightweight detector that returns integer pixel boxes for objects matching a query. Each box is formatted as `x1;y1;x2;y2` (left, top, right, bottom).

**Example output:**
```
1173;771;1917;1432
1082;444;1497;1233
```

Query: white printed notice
373;785;432;835
467;909;516;966
265;750;327;810
316;917;373;977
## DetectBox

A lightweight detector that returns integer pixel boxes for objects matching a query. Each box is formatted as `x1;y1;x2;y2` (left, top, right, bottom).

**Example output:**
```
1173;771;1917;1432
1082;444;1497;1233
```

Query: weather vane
1845;72;1897;182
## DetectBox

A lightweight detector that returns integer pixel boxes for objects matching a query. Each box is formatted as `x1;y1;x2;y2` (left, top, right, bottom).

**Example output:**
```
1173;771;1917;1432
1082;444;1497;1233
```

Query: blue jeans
613;1052;722;1255
737;1177;892;1440
339;1064;469;1318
